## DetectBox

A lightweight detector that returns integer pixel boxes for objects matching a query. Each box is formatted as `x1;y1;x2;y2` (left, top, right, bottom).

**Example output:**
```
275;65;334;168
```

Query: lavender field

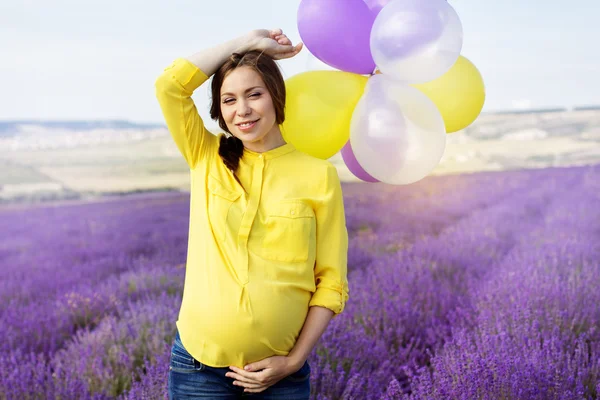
1;164;599;399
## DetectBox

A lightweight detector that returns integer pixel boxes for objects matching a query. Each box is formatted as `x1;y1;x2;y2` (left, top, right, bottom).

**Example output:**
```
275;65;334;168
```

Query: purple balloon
364;0;449;17
341;141;380;182
297;0;376;75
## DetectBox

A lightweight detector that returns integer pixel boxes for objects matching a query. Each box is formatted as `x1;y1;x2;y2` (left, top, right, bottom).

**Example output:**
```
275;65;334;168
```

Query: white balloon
370;0;463;83
350;74;446;185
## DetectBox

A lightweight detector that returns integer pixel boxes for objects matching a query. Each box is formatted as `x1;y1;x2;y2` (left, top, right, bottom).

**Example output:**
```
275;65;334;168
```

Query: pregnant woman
155;28;349;399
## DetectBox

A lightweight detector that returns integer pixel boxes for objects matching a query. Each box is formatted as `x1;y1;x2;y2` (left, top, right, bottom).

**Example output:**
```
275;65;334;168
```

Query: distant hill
573;105;600;111
483;105;600;115
0;120;165;137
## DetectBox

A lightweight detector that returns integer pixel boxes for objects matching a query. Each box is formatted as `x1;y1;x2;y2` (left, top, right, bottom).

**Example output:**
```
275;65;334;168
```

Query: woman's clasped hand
248;28;303;60
226;355;302;393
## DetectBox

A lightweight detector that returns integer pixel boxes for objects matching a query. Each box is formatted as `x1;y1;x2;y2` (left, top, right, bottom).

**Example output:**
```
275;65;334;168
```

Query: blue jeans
168;329;311;399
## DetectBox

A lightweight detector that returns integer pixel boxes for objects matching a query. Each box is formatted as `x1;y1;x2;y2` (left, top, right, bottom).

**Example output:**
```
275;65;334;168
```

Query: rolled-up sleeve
154;58;212;169
309;164;349;315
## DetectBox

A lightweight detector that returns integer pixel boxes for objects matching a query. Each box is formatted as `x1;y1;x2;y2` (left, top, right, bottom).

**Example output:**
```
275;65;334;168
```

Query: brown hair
209;51;286;188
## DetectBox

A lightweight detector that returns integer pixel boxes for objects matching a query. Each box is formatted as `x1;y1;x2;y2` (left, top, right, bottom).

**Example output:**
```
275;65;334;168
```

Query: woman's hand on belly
226;355;301;393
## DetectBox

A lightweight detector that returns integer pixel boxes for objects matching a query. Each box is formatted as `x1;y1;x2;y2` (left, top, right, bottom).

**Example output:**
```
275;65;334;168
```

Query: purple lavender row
0;194;190;311
343;167;539;252
308;167;575;399
0;194;190;357
1;260;184;357
401;166;600;399
0;291;180;399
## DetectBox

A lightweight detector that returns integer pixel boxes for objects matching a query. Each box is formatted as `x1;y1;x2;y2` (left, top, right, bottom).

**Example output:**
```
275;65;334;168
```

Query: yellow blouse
154;58;349;368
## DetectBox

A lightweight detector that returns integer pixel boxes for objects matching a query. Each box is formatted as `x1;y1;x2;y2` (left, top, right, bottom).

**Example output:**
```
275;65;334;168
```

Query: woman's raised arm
185;29;303;76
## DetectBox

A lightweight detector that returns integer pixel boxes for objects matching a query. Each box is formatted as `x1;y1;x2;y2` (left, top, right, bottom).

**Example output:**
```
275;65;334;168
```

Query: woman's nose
237;101;251;117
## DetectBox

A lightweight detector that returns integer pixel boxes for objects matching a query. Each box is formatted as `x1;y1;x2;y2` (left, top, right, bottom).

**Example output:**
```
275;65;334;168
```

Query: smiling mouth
236;118;260;132
236;119;259;129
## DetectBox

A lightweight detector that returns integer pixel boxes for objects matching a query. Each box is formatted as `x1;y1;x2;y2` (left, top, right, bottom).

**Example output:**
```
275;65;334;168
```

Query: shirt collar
242;142;296;161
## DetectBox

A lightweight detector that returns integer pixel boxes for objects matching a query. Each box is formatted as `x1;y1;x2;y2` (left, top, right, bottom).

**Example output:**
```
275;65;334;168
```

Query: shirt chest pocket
261;201;315;263
207;176;242;241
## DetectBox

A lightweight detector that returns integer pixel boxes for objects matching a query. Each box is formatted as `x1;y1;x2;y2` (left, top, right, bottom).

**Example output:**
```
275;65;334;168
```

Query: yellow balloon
412;55;485;133
282;70;368;159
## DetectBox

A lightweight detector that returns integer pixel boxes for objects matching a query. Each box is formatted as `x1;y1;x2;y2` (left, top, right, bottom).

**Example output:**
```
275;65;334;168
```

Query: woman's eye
249;93;260;98
223;98;234;104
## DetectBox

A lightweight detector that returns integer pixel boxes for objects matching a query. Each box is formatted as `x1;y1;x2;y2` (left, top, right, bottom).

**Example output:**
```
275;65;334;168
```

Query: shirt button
258;154;263;158
290;210;295;215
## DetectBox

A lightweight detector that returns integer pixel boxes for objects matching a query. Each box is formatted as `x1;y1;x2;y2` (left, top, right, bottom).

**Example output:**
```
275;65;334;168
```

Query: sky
1;0;598;126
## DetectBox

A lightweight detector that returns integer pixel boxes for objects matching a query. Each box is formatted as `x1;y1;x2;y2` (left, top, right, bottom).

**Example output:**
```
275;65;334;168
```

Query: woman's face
220;66;278;145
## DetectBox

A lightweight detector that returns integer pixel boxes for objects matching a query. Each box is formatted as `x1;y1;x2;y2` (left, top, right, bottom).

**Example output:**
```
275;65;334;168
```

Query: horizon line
1;105;599;125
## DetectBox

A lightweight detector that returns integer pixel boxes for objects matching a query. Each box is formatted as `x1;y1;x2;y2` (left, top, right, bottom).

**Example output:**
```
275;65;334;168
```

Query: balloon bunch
282;0;485;185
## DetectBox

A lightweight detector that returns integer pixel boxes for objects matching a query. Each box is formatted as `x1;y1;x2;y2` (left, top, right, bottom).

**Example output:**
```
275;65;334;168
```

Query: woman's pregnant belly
177;276;312;368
